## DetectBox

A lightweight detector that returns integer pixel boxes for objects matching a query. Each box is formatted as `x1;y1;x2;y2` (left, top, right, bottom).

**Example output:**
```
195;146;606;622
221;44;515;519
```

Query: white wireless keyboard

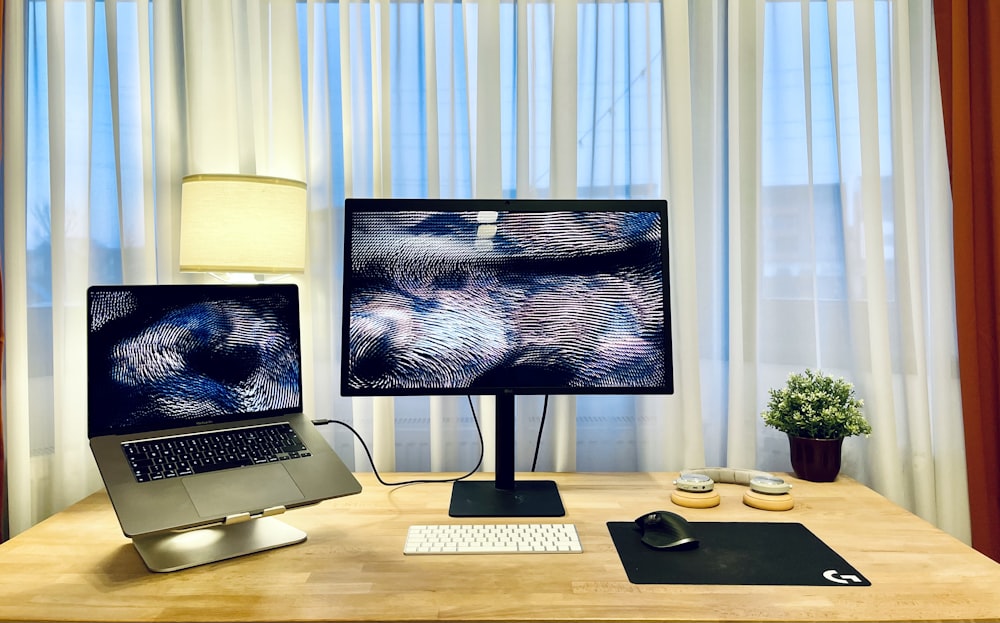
404;523;583;555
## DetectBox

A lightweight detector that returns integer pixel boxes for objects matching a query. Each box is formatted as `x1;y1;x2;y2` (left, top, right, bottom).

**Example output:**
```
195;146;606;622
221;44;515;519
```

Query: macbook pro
87;283;361;538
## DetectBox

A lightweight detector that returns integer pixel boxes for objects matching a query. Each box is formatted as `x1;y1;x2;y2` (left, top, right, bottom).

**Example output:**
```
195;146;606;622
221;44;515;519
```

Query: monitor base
449;479;565;517
131;517;306;573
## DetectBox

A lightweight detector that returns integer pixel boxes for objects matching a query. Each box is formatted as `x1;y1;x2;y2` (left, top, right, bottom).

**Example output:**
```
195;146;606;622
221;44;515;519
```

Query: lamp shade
179;174;307;273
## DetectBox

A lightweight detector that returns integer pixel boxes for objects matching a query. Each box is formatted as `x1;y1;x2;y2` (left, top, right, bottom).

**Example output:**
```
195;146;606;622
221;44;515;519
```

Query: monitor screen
341;199;672;396
340;198;672;517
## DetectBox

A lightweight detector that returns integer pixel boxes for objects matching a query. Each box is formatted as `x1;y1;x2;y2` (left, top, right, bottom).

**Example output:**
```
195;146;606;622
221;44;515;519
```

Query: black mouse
635;510;699;550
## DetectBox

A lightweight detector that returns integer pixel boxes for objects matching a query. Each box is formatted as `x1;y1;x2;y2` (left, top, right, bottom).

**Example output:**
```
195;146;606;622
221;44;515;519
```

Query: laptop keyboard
122;422;311;483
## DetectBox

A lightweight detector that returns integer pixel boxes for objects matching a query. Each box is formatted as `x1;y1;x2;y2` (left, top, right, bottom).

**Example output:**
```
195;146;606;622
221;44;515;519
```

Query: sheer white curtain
751;0;966;539
2;0;968;545
2;0;171;536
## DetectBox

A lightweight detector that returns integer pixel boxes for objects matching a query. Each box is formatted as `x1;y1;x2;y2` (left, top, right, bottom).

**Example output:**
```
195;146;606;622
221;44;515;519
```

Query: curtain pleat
658;0;706;470
724;0;764;469
0;0;6;544
933;0;1000;563
59;0;96;512
851;0;904;505
886;0;937;523
2;0;31;538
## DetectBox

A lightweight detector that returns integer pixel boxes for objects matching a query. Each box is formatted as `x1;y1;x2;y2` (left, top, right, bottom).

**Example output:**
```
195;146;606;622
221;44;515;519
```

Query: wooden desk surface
1;472;999;623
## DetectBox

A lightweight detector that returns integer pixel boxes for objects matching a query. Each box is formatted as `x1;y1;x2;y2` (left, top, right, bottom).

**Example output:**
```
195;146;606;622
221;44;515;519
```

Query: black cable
311;395;484;487
531;395;549;472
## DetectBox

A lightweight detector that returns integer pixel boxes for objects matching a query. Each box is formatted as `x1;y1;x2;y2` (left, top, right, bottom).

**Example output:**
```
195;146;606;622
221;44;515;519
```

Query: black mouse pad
607;521;870;586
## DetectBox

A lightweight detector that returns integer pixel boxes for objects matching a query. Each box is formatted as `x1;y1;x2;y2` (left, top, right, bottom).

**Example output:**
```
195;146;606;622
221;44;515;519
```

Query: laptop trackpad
182;463;305;518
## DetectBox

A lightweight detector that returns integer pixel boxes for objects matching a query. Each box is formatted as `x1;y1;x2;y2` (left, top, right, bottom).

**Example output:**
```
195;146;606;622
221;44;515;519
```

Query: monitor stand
449;394;565;517
131;517;306;572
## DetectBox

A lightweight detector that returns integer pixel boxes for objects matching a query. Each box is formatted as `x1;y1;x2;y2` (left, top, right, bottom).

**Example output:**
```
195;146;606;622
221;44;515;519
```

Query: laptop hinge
224;512;252;525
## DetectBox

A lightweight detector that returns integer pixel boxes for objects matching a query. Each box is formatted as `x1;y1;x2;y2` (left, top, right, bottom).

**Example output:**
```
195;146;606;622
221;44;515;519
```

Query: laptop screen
87;284;303;438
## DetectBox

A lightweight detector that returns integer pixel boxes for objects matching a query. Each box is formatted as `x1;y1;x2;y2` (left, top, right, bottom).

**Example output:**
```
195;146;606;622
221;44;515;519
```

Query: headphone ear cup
677;468;795;511
743;489;795;511
670;489;721;509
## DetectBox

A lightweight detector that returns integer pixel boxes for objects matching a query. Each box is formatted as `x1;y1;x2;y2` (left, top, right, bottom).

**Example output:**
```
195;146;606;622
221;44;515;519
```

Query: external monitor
340;198;673;517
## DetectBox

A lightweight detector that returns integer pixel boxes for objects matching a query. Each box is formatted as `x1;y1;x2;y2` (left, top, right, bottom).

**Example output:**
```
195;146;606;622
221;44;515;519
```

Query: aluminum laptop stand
131;516;306;573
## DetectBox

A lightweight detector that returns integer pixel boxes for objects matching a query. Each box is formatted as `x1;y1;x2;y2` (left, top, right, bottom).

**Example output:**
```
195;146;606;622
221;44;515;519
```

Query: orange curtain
934;0;1000;563
1;268;5;544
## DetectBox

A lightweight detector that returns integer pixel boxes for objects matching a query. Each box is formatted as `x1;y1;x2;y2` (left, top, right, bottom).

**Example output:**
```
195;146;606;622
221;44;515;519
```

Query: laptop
87;283;361;538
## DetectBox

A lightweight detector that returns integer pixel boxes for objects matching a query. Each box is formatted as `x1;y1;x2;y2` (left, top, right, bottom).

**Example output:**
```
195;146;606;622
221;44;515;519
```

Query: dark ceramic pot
787;434;843;482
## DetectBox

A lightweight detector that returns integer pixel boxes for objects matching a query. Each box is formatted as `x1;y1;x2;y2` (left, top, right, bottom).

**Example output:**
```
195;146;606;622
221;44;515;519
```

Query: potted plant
761;369;872;482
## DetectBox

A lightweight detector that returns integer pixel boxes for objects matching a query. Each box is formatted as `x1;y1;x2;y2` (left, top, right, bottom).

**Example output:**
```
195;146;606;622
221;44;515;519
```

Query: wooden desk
1;472;999;623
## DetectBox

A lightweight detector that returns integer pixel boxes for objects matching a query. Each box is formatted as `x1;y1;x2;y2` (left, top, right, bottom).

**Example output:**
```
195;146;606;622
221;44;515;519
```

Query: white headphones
672;467;794;511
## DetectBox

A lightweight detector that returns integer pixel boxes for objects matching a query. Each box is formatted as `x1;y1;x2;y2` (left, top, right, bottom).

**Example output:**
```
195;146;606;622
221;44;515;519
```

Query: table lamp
179;173;307;280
